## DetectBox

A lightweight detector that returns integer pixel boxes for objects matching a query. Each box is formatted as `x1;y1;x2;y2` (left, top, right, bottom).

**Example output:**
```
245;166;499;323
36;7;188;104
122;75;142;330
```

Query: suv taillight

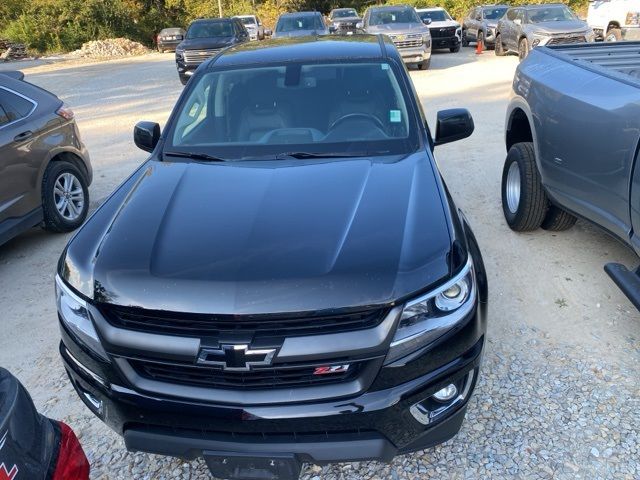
51;422;90;480
56;104;74;120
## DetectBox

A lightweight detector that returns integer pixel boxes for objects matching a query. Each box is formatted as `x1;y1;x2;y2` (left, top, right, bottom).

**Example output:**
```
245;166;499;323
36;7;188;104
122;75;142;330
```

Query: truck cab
587;0;640;41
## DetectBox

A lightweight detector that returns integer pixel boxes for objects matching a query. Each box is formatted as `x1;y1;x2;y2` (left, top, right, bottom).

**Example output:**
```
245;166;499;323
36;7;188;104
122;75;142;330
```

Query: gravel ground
1;48;639;479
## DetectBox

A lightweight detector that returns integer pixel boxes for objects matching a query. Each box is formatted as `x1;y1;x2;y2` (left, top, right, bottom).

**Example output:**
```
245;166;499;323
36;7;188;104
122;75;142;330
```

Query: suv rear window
167;61;419;159
0;88;35;124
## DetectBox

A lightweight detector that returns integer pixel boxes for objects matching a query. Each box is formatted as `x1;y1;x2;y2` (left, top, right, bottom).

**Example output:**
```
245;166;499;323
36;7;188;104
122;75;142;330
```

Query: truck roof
543;41;640;85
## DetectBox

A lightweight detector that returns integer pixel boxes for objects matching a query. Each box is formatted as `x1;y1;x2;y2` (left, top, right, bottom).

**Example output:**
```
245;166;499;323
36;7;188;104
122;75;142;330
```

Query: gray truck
501;41;640;309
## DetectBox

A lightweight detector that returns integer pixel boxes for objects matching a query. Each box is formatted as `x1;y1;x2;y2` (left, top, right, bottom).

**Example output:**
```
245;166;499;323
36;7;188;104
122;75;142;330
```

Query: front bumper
397;43;432;64
60;300;485;465
431;35;460;50
158;40;182;51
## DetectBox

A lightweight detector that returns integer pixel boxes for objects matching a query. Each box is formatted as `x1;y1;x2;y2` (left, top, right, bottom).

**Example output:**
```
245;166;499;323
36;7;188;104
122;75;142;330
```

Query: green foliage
1;0;588;53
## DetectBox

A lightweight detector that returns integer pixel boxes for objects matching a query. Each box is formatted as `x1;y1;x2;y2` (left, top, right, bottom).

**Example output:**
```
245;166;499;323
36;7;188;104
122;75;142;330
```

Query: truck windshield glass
187;22;233;38
332;9;358;18
418;10;452;22
238;17;256;25
168;62;418;159
483;7;508;20
528;6;576;23
276;16;324;32
370;9;421;25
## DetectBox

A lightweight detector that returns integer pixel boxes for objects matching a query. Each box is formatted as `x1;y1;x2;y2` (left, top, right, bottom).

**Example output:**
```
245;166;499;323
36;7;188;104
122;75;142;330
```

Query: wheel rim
54;172;84;221
605;33;617;42
519;41;527;59
506;162;521;214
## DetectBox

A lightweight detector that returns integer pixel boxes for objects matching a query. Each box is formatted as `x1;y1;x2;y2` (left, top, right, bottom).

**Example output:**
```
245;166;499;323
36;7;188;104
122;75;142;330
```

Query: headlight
56;275;109;361
626;11;640;25
422;31;431;42
386;257;475;364
175;48;184;59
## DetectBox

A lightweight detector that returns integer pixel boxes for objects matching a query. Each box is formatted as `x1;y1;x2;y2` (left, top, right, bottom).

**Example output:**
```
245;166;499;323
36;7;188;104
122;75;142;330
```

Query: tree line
0;0;586;53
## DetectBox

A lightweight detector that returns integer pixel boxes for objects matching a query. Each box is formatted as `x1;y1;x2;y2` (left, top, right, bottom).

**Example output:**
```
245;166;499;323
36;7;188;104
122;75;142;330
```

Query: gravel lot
1;48;639;480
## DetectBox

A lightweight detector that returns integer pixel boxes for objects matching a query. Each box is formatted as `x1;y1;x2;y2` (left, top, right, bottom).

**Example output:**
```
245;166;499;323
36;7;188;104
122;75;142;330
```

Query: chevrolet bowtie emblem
197;344;276;371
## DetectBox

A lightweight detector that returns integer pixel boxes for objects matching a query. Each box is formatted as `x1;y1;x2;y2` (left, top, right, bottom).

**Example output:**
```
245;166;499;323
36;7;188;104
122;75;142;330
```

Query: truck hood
367;23;430;35
272;30;328;38
178;37;236;50
332;16;361;24
63;155;453;315
427;20;460;29
528;20;589;35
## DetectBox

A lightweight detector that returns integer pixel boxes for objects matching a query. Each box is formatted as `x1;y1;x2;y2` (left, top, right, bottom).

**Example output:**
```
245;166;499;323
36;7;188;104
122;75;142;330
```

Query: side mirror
134;121;160;152
434;109;474;146
356;21;364;29
265;28;273;36
423;18;432;25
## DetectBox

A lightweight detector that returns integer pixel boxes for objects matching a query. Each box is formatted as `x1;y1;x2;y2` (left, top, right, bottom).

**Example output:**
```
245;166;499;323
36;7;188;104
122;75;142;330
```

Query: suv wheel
417;59;430;70
42;160;89;233
541;205;577;231
450;44;460;53
501;142;548;231
462;30;469;46
477;30;484;47
518;37;529;61
495;34;505;56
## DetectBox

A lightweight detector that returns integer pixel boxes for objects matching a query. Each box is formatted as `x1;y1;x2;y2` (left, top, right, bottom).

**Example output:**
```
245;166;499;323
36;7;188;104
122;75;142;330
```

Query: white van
587;0;640;41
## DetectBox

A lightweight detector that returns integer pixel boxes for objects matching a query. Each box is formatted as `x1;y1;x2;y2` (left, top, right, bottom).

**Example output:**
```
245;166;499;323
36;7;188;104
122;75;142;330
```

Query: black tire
42;160;89;233
450;45;460;53
605;27;622;42
417;58;430;70
518;37;529;61
501;142;548;232
477;30;484;47
179;74;189;85
495;34;505;56
462;30;469;47
541;206;577;231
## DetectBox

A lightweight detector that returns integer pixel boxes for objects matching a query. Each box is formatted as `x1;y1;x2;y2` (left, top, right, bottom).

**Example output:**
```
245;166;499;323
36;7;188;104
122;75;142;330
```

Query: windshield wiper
275;151;374;159
163;151;229;162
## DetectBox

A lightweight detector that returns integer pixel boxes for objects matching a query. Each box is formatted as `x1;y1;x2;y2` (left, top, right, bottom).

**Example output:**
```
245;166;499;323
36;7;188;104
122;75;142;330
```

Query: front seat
237;73;291;142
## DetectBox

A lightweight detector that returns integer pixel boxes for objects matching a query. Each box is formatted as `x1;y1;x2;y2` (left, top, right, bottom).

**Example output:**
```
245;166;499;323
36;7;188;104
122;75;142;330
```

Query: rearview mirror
134;121;160;152
434;109;474;146
356;22;364;29
422;18;432;25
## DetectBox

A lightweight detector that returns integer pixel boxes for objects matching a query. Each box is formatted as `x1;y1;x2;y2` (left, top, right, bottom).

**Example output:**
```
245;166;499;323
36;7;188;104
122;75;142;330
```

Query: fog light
433;383;458;402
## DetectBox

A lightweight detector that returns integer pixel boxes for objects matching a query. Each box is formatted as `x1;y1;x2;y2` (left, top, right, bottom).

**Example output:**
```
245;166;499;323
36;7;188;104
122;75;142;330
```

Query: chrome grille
183;48;222;64
430;26;457;38
547;36;586;45
390;34;423;49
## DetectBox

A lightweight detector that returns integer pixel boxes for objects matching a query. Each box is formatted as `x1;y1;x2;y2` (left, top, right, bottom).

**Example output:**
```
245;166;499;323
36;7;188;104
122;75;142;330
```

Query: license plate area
204;451;301;480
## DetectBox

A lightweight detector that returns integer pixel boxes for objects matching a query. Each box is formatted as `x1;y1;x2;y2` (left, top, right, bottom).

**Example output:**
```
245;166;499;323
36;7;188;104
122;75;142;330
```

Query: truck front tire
541;205;577;231
501;142;548;231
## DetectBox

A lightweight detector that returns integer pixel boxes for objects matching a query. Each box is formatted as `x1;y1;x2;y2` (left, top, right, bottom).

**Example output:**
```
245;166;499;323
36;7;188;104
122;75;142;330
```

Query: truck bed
544;41;640;84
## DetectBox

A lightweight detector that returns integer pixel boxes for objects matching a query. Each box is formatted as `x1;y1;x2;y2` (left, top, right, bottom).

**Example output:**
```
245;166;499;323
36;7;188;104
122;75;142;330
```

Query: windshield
483;7;508;20
370;8;421;26
187;22;234;39
276;15;324;32
167;62;417;159
528;6;576;23
418;10;451;22
237;17;256;25
332;9;358;18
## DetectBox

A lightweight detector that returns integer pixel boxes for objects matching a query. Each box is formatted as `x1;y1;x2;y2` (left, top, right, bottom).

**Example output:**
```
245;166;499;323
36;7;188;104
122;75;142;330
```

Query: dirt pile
70;38;149;58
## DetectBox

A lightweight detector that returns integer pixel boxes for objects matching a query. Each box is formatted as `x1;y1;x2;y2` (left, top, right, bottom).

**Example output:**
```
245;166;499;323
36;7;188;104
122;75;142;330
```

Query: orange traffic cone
476;38;484;55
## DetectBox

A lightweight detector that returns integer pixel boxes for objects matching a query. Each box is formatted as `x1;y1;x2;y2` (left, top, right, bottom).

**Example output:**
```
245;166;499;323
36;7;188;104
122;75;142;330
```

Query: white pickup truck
588;0;640;41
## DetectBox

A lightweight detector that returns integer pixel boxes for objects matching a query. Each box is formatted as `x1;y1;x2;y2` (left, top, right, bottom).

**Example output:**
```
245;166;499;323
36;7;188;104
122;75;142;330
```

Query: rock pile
0;39;28;61
69;38;149;58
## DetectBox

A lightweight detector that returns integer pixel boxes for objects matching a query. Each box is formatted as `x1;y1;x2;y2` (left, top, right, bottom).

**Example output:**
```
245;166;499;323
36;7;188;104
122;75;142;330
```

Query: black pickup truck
501;41;640;310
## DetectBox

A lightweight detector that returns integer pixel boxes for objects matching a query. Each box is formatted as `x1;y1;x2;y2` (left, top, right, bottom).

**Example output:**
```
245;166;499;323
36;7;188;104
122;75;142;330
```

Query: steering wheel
328;113;386;133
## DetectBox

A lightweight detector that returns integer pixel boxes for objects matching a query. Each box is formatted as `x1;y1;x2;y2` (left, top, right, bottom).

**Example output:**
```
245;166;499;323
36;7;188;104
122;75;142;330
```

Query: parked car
234;15;270;41
495;4;595;60
328;7;362;35
462;5;509;48
359;5;432;69
0;71;91;247
175;18;249;85
588;0;640;41
157;27;186;52
501;42;640;310
273;11;329;37
416;7;461;52
57;36;487;480
0;367;90;479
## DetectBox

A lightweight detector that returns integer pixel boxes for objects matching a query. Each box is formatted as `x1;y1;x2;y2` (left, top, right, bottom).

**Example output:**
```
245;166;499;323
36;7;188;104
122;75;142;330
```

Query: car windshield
369;9;421;26
418;10;451;22
161;28;183;35
276;15;324;32
187;22;233;39
238;17;256;25
528;6;576;23
483;7;508;20
332;9;358;18
167;62;417;159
